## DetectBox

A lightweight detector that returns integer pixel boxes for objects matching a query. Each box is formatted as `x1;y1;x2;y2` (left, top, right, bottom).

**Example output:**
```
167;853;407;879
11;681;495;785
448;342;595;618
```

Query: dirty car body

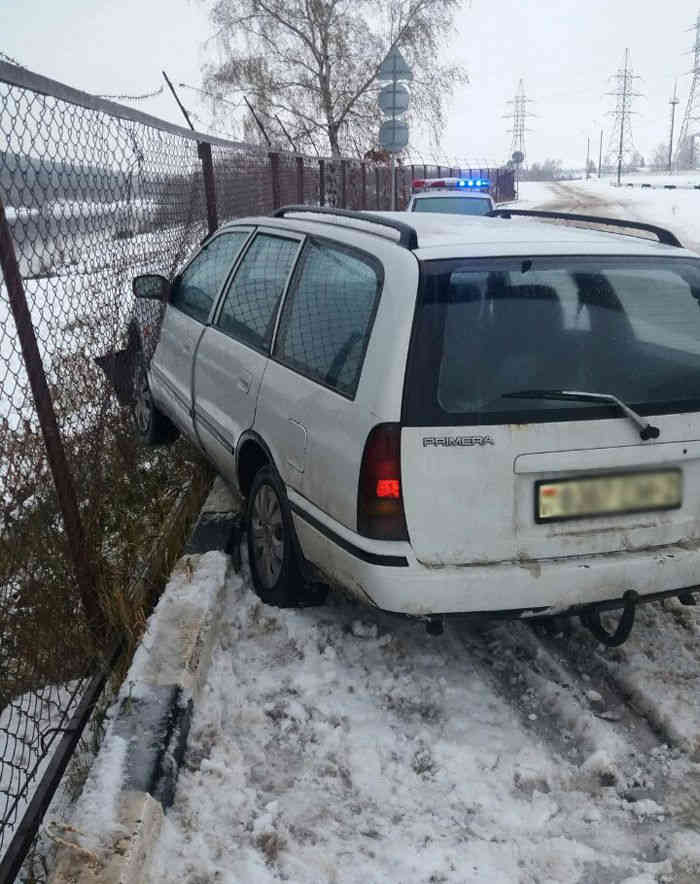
131;208;700;634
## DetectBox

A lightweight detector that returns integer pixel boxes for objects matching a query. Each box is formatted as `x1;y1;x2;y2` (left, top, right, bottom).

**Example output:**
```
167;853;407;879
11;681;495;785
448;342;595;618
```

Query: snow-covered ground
517;180;700;252
143;551;700;884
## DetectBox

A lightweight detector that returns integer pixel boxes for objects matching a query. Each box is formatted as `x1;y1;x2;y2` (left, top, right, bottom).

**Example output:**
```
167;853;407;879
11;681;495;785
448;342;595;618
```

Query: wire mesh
0;72;209;878
0;59;515;880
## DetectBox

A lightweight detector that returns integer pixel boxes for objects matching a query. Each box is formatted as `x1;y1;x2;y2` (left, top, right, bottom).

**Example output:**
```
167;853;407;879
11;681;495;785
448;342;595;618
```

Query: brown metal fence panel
302;158;321;207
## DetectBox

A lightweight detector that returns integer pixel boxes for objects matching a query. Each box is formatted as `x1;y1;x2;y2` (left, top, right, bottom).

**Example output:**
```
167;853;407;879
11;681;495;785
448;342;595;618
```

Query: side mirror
133;274;169;301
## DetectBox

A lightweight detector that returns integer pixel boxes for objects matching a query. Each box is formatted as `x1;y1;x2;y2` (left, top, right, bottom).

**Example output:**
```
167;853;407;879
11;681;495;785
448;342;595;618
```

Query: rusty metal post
375;166;380;208
0;197;104;634
361;163;367;210
269;151;281;210
319;159;326;206
296;156;304;204
340;160;347;209
197;141;218;235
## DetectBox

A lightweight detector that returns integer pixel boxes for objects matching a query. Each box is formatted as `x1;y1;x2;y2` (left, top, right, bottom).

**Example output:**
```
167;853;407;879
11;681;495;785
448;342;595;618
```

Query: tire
246;466;327;608
132;354;179;446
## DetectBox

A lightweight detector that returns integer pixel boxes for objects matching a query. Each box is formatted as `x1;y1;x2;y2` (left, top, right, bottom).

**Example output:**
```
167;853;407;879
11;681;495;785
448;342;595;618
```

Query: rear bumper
291;497;700;616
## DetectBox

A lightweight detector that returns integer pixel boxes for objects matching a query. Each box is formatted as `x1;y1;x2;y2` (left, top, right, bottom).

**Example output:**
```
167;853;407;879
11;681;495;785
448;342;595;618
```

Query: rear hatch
400;254;700;566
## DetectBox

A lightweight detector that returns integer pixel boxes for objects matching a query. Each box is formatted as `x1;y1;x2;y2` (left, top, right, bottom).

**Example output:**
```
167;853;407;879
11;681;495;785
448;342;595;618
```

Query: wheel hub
252;484;284;589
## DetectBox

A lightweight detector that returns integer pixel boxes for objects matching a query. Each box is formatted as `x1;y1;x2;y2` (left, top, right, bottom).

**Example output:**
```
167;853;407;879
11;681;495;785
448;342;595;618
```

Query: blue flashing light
457;179;466;187
467;179;474;186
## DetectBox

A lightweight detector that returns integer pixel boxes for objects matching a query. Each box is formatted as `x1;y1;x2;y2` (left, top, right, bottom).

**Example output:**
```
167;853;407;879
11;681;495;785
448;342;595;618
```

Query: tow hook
580;590;638;647
426;615;444;636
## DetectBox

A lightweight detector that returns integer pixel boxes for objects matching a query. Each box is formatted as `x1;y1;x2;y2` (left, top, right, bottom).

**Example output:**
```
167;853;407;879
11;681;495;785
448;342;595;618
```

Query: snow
517;179;700;252
144;546;700;883
0;681;86;861
69;736;129;850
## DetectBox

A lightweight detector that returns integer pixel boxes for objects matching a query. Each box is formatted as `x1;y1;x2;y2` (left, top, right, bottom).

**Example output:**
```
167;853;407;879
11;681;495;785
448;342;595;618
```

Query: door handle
183;338;195;354
237;375;251;393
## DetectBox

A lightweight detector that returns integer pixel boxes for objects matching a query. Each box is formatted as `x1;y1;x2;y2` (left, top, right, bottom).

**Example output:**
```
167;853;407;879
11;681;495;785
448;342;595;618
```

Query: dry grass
1;410;213;709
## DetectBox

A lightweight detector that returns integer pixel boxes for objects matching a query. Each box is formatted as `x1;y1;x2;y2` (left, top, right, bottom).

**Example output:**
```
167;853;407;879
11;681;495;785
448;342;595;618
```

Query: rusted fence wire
0;58;515;881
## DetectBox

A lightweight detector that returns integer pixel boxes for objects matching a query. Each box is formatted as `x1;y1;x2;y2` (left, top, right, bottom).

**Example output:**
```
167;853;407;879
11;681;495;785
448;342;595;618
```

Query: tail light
357;424;408;541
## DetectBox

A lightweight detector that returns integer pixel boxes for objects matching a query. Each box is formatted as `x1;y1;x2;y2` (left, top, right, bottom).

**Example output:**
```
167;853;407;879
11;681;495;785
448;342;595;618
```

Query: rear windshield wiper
502;389;660;441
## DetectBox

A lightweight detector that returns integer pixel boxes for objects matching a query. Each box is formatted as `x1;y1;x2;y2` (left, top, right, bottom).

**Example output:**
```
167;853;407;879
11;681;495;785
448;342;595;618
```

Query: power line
606;48;641;185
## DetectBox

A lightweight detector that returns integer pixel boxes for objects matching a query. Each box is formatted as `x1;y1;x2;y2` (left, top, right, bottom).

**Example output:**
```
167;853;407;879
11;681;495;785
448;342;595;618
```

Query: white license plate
536;469;682;522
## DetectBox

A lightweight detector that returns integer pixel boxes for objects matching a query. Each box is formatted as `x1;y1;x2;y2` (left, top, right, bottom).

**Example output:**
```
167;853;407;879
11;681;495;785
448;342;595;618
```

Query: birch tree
202;0;467;156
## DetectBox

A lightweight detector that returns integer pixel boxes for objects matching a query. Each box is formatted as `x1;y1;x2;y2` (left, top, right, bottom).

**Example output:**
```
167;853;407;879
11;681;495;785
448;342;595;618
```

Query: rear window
403;255;700;426
412;197;491;216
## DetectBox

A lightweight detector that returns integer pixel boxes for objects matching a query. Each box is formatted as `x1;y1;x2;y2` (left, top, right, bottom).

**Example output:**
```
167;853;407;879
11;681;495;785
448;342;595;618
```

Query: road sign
379;119;409;152
378;82;410;116
377;47;413;81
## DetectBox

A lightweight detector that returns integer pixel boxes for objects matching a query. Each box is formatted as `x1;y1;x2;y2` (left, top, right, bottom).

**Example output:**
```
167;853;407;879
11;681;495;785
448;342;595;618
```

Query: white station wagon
132;206;700;644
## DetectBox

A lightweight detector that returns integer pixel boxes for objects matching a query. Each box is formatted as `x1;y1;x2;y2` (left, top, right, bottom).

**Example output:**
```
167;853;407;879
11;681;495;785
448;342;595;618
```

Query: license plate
536;469;682;523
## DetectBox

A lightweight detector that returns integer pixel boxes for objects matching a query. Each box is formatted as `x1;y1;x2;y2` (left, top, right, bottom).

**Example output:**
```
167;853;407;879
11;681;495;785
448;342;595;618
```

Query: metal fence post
0;197;104;635
340;160;347;209
197;142;219;235
319;159;326;206
296;156;304;204
269;151;281;210
361;163;367;210
375;166;381;209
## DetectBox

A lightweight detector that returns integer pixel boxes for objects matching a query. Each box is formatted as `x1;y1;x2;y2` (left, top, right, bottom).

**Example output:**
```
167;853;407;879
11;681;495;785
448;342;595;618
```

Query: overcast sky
2;0;700;168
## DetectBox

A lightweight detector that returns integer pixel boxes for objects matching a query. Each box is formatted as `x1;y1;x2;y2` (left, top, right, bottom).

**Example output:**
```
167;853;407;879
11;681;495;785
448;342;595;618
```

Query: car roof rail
273;205;419;250
487;208;683;248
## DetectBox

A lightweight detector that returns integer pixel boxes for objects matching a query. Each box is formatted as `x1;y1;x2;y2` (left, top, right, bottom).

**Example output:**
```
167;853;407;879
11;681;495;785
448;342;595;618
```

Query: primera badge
422;436;495;448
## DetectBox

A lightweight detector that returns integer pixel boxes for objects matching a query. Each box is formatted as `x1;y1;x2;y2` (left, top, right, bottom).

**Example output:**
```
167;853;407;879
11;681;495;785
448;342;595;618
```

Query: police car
407;176;495;215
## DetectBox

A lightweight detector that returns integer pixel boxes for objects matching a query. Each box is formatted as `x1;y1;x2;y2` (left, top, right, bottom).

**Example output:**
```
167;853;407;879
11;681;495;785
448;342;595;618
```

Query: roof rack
273;205;418;250
487;208;683;248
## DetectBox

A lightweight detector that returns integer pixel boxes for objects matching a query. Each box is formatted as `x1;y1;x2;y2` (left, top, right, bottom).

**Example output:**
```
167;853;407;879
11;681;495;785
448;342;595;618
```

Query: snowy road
146;555;700;884
143;184;700;883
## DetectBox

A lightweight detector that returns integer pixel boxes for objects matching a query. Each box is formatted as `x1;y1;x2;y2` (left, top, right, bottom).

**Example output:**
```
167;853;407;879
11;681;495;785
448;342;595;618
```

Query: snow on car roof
373;211;698;259
223;211;698;259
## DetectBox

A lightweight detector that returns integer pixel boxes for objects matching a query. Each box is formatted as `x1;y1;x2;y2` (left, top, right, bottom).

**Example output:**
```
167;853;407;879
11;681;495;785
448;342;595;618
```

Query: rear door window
404;255;700;426
170;231;249;323
216;233;301;351
274;240;382;396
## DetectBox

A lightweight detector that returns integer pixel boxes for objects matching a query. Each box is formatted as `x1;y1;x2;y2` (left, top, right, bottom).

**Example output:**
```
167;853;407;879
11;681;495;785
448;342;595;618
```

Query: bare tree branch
203;0;467;155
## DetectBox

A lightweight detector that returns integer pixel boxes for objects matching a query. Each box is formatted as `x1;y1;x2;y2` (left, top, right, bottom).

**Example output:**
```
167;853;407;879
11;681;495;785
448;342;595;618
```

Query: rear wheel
247;466;326;608
133;355;179;446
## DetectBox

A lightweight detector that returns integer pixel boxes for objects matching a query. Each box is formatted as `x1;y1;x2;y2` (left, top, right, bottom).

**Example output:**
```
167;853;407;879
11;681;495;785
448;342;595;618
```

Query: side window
170;232;249;323
217;234;300;351
275;241;381;396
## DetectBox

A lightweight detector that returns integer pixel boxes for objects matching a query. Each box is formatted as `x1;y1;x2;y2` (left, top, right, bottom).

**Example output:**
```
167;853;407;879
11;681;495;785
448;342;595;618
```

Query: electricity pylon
606;48;641;185
675;11;700;169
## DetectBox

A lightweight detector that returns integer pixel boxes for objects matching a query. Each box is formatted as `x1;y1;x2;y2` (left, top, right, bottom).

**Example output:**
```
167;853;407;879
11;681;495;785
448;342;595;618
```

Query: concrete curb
51;477;242;884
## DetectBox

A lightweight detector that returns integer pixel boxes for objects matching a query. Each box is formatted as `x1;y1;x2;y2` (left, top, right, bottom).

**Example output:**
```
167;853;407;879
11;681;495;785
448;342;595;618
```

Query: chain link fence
0;59;515;881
